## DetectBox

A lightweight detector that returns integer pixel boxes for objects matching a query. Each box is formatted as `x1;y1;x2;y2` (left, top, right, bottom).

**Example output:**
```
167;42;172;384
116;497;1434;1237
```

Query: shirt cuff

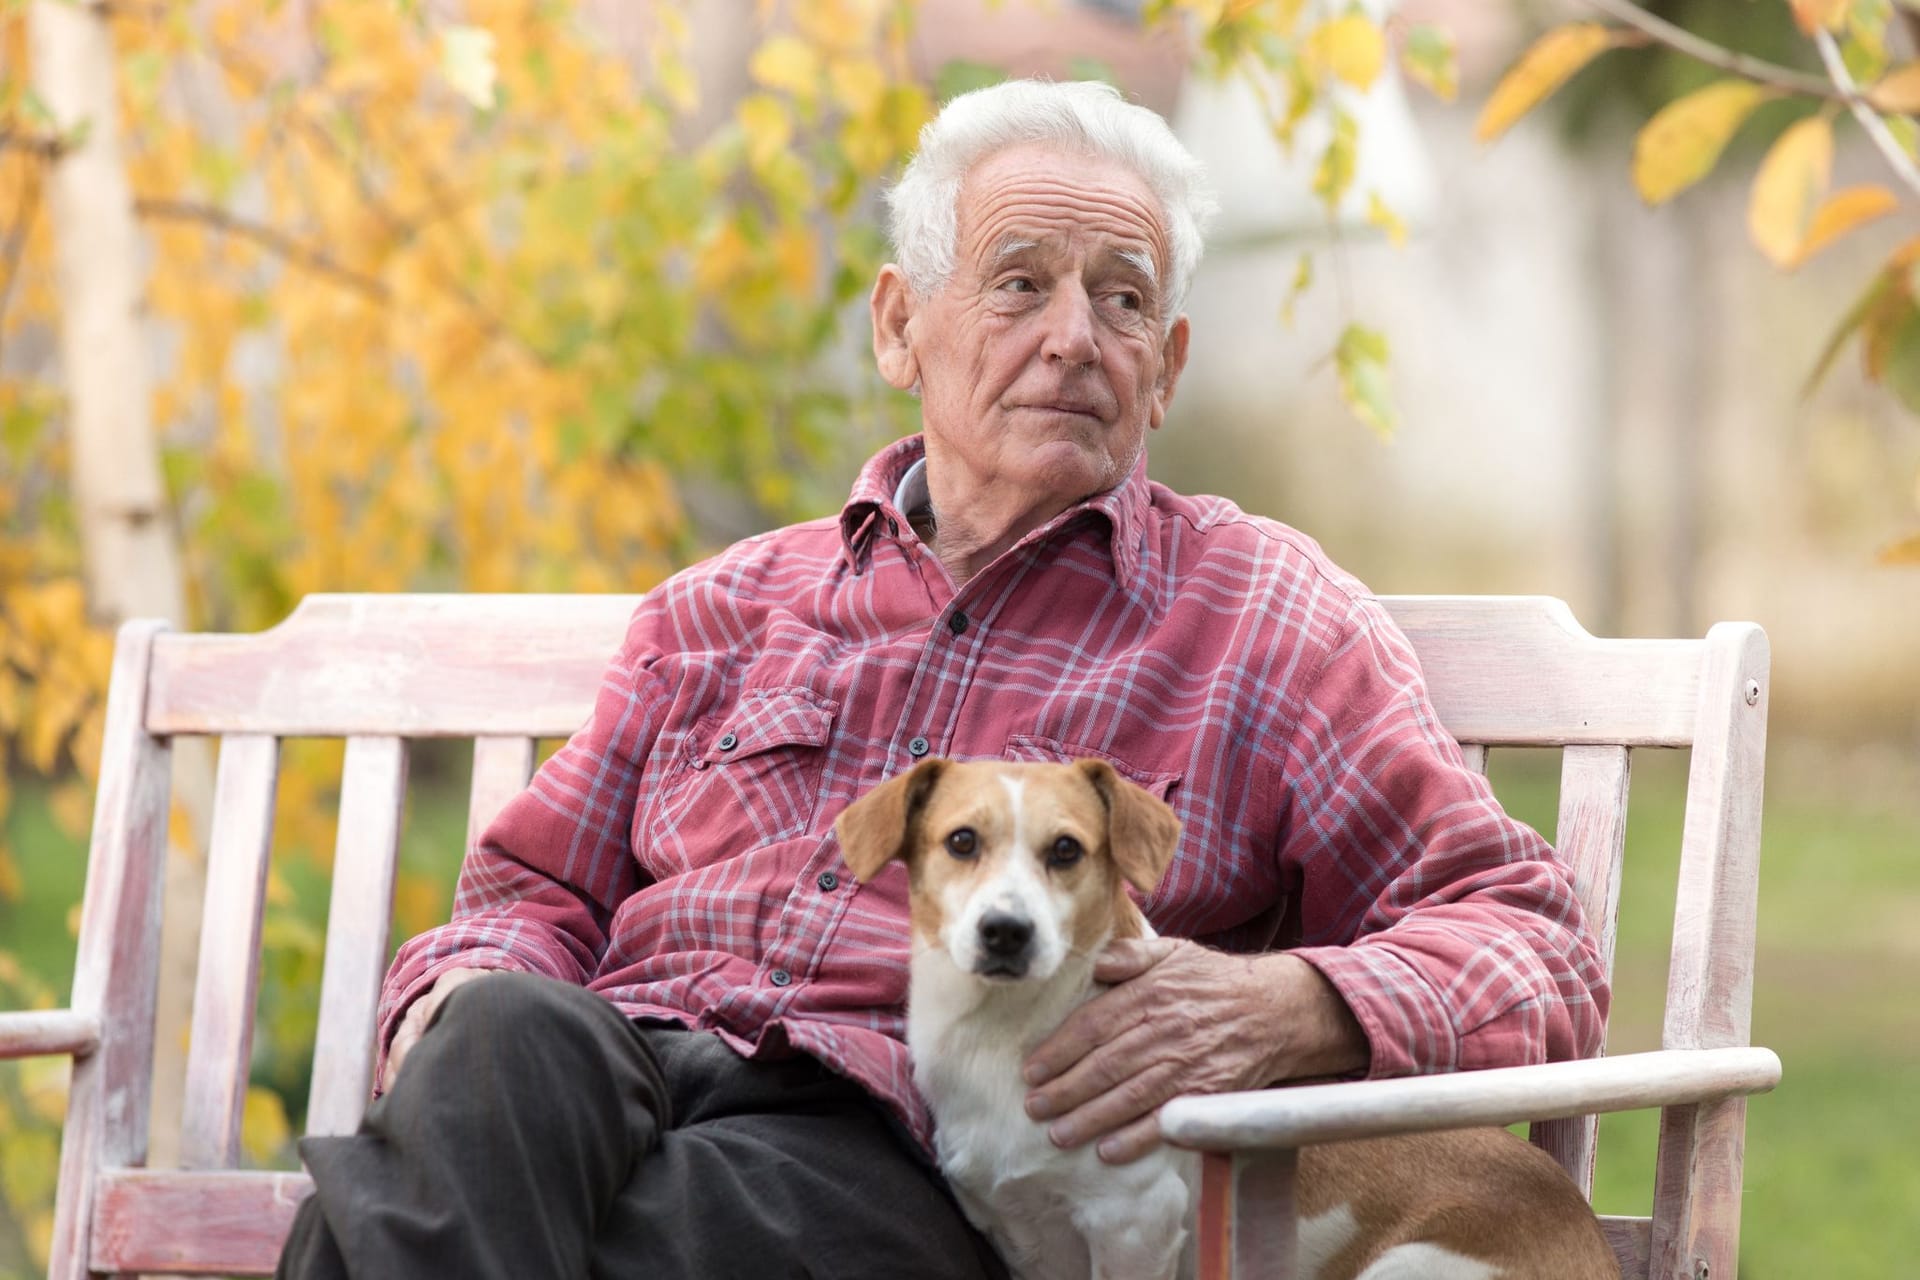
1286;941;1463;1079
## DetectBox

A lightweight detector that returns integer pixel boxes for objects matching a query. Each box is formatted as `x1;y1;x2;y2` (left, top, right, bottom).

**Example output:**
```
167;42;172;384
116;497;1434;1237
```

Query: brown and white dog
836;758;1618;1280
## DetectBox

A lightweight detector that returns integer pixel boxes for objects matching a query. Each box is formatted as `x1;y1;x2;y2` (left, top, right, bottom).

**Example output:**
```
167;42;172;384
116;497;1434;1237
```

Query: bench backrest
44;593;1768;1278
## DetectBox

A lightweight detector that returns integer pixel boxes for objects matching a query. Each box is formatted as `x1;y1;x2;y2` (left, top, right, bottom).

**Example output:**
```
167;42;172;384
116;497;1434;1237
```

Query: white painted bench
0;593;1779;1278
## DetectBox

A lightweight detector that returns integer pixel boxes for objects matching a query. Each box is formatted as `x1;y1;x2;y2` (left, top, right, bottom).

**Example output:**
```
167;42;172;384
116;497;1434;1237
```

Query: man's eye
999;277;1037;294
946;828;978;858
1046;836;1083;868
1112;291;1142;311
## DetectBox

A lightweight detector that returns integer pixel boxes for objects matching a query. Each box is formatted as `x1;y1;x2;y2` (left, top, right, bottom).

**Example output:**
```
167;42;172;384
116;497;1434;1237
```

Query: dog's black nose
979;911;1034;958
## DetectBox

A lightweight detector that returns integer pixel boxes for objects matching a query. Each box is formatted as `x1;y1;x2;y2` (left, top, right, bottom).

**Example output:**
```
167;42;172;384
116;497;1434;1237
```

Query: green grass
1;745;1914;1276
1489;748;1917;1277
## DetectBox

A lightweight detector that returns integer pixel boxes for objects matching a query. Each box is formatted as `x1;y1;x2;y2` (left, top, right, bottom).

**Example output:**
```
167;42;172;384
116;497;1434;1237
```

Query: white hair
884;79;1217;327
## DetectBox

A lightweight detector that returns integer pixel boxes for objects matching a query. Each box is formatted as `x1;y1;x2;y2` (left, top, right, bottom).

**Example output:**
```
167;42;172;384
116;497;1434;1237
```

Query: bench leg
1197;1149;1299;1280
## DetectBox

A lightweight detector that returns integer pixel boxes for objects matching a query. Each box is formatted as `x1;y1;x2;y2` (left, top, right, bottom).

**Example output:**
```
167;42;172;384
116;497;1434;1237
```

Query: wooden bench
0;593;1780;1279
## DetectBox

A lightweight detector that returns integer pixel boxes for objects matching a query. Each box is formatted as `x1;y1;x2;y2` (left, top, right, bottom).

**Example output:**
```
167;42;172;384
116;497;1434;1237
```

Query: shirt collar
838;435;1148;589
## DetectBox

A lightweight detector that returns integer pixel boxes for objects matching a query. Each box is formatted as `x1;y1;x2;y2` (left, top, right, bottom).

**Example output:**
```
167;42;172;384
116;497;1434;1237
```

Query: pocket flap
695;689;836;764
1002;733;1181;799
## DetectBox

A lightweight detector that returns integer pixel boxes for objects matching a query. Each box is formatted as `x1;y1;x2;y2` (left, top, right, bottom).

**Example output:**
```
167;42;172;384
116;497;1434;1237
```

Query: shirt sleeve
373;619;668;1076
1280;595;1610;1077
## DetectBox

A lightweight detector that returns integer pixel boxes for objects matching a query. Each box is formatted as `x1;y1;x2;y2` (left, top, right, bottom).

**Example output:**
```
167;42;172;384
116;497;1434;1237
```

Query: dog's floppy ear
835;758;950;882
1077;759;1182;895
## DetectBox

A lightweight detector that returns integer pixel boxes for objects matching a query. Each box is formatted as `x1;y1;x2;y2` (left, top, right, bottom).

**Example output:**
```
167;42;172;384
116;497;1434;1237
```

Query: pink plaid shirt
380;435;1608;1148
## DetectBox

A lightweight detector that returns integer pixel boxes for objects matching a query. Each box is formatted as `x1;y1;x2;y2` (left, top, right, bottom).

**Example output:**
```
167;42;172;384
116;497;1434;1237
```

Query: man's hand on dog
1021;941;1368;1164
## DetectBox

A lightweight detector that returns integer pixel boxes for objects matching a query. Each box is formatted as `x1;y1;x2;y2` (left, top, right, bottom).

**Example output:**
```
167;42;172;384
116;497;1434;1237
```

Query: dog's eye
1047;836;1083;868
946;828;978;859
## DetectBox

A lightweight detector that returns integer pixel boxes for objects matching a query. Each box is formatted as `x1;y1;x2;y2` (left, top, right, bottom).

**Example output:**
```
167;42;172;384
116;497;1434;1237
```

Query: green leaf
1334;323;1395;437
933;59;1006;104
1804;269;1892;399
1065;57;1120;88
1401;24;1458;102
1313;110;1359;213
1879;302;1920;413
1282;253;1313;327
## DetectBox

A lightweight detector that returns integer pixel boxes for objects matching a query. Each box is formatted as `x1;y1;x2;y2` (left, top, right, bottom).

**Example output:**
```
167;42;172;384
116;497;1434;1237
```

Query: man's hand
380;966;498;1092
1021;941;1368;1164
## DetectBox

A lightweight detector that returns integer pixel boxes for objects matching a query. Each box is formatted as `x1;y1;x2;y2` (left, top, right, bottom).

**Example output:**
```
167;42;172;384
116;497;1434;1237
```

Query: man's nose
1040;285;1099;367
978;910;1034;958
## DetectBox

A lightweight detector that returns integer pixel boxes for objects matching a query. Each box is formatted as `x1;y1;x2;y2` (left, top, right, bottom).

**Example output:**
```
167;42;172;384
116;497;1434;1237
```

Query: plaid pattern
380;435;1608;1149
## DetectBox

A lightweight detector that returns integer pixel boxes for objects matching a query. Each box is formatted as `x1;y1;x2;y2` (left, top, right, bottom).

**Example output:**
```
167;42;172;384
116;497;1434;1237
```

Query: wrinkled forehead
953;143;1172;283
919;762;1107;848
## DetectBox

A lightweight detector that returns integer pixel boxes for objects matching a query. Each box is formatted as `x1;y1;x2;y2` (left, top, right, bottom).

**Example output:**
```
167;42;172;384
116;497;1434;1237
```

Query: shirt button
908;736;930;758
717;732;738;751
816;871;839;891
769;968;793;987
948;610;969;635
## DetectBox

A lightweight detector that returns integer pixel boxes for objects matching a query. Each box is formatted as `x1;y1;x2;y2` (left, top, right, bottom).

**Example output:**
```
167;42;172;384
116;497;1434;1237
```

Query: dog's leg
1078;1169;1190;1280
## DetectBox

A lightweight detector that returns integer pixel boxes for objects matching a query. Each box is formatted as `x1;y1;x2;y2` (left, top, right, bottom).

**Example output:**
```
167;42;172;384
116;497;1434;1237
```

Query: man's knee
407;971;667;1122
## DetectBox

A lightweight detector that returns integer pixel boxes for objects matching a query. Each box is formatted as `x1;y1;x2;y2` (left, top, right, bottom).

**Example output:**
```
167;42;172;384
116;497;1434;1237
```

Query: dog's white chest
910;962;1195;1280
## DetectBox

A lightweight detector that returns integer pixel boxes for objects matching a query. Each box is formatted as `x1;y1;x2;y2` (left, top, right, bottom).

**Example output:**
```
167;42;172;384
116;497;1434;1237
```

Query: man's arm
1026;594;1609;1162
373;625;669;1086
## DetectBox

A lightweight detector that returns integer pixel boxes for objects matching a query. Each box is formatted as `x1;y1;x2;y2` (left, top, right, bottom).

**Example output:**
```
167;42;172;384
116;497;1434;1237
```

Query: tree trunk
28;0;210;1170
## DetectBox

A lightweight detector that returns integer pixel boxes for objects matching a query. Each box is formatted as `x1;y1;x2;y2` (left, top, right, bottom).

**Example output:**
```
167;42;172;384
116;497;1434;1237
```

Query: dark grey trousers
278;971;1008;1280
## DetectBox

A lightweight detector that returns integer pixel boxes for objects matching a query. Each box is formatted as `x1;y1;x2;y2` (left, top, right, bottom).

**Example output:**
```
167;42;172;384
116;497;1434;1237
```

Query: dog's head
835;759;1182;983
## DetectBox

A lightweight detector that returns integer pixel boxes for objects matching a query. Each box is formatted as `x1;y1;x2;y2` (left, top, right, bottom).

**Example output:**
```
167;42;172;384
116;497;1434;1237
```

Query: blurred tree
0;0;1439;1266
1477;0;1920;564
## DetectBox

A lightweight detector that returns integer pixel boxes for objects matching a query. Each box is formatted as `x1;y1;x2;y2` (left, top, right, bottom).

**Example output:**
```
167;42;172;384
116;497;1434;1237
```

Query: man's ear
835;758;949;882
1076;758;1182;894
1148;314;1190;431
870;264;921;391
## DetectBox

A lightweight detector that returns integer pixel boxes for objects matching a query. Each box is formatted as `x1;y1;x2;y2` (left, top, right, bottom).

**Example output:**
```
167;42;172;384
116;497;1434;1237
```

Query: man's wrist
1255;952;1371;1084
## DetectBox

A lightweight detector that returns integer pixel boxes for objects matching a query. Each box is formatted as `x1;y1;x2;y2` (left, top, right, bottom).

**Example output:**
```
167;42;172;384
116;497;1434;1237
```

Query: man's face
875;144;1190;518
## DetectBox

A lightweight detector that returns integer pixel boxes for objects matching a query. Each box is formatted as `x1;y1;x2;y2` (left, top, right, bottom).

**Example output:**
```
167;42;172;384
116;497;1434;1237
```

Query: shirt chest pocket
640;689;838;875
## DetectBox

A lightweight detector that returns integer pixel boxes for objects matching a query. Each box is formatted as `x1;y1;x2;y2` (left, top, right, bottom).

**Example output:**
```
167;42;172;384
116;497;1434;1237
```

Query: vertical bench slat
1651;624;1770;1280
1530;743;1633;1195
305;736;409;1138
179;734;281;1171
48;620;173;1280
467;735;536;853
1458;743;1489;775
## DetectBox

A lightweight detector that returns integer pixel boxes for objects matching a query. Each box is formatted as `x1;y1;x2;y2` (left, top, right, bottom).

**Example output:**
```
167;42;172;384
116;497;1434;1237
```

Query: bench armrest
1159;1046;1781;1152
0;1009;102;1060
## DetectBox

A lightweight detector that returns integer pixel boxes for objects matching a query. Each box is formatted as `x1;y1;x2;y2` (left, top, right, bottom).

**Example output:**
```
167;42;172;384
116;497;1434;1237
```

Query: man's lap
282;972;1005;1280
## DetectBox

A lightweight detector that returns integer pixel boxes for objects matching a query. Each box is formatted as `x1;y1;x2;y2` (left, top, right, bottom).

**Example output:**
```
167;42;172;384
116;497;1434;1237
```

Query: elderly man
278;79;1606;1279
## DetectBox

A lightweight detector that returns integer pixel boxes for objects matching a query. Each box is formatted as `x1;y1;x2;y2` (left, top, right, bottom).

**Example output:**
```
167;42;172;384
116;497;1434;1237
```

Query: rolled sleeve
1279;596;1609;1078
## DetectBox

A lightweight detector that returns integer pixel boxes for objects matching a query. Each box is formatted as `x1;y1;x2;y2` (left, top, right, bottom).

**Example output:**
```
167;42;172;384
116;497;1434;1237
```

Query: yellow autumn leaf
1790;0;1849;35
1878;531;1920;564
1476;23;1615;144
1869;61;1920;115
1748;117;1833;268
828;56;886;117
737;93;793;171
1366;192;1408;247
750;36;821;99
1306;16;1387;92
795;0;887;55
1797;186;1901;266
240;1084;292;1166
1633;80;1770;205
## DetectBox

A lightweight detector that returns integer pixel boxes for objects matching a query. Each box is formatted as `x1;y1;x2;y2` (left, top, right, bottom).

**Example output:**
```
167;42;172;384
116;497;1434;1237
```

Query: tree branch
1813;28;1920;200
0;160;45;365
133;198;392;300
1581;0;1841;99
0;127;67;160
